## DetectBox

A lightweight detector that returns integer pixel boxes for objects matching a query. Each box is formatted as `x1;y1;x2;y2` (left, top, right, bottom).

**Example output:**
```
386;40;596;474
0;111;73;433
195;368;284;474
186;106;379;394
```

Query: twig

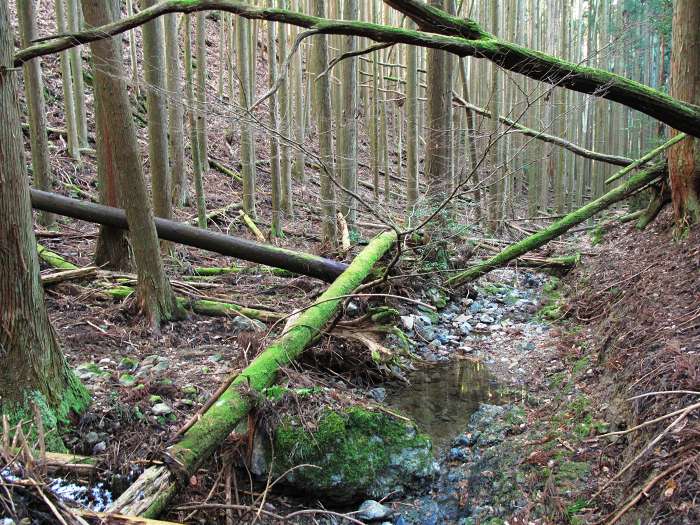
591;403;696;500
595;401;700;439
604;456;695;525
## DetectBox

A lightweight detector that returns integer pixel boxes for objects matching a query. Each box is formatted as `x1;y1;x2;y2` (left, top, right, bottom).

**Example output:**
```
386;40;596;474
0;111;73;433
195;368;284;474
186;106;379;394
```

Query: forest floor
4;3;699;524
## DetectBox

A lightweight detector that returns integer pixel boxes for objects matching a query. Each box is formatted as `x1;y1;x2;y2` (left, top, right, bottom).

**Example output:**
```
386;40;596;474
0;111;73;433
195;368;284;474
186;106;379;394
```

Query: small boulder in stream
251;407;438;505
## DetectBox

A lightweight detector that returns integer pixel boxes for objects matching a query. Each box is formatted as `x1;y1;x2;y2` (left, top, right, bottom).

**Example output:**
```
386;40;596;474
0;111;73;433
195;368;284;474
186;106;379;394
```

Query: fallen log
36;243;78;270
78;510;184;525
41;266;98;286
105;286;284;323
30;189;348;282
5;447;96;475
108;230;397;518
446;162;666;287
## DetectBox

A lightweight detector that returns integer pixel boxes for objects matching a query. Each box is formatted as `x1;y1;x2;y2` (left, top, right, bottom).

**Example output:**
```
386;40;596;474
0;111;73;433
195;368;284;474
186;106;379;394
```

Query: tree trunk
277;1;293;216
140;0;172;223
405;19;419;219
0;1;90;450
81;0;183;327
54;0;80;160
17;0;54;227
184;14;206;228
164;13;187;207
66;0;88;148
668;0;700;227
195;12;210;171
339;0;359;232
236;15;257;216
310;0;337;244
267;2;282;237
424;0;452;233
109;230;398;518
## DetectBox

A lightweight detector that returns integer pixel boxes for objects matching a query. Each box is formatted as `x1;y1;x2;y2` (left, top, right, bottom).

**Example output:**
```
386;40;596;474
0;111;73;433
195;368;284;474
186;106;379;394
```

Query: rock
479;314;495;324
85;431;100;445
207;353;223;363
253;407;438;505
92;441;107;454
152;360;170;373
369;388;386;403
474;323;489;332
151;403;172;416
459;322;472;336
426;288;447;309
400;315;415;332
414;317;435;341
117;357;138;371
231;316;266;333
346;301;360;316
469;301;483;314
357;500;393;521
135;364;154;378
118;373;137;387
149;395;162;404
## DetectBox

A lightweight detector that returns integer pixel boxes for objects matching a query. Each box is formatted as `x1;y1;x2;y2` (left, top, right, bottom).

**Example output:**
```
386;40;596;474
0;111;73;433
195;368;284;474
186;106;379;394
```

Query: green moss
555;461;590;484
370;307;400;324
571;357;590;377
272;406;433;502
590;225;605;245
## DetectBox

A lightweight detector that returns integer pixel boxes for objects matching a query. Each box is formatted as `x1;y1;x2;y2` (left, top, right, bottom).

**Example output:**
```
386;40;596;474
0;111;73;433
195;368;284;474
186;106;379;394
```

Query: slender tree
18;0;54;227
236;15;257;216
0;0;90;448
66;0;88;148
140;0;172;223
339;0;359;231
195;12;210;171
267;3;282;237
277;0;293;216
81;0;184;327
184;14;207;228
311;0;337;244
165;12;187;207
54;0;80;160
405;20;419;219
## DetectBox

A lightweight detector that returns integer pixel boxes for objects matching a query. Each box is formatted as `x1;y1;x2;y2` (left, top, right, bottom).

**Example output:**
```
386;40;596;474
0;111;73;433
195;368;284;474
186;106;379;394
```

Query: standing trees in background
277;0;293;216
424;0;453;227
140;0;172;223
405;20;419;219
81;0;183;327
66;0;88;149
54;0;80;160
310;0;337;244
267;2;282;237
195;12;209;171
668;0;700;227
184;14;207;228
165;12;187;207
0;0;90;447
339;0;359;232
18;0;53;227
236;15;257;216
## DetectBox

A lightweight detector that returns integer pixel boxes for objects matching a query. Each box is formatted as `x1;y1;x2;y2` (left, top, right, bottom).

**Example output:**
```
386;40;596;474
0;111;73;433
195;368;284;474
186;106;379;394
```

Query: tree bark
310;0;337;244
30;189;350;282
236;15;257;216
267;2;283;237
339;0;359;231
109;231;397;518
53;0;80;160
81;0;183;327
668;0;700;227
17;0;54;227
195;12;210;171
0;1;90;449
140;0;172;222
164;13;187;207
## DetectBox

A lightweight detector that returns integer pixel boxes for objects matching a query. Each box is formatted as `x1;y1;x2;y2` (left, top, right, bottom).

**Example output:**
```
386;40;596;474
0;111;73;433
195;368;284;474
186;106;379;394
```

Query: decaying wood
238;209;266;242
41;266;97;286
108;231;397;518
30;189;348;282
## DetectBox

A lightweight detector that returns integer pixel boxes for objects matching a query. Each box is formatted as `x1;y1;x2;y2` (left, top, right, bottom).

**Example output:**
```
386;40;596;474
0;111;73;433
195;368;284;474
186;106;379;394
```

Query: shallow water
387;359;501;450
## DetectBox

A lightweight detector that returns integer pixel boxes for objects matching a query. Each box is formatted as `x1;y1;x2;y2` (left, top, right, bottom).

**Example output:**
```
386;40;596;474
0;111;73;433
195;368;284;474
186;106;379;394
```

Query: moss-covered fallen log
30;189;348;282
447;163;666;287
108;230;397;518
105;286;283;322
36;243;79;270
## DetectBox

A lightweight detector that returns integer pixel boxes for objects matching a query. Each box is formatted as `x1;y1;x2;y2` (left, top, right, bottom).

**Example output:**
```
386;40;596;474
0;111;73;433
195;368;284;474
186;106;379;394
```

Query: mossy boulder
253;407;438;504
